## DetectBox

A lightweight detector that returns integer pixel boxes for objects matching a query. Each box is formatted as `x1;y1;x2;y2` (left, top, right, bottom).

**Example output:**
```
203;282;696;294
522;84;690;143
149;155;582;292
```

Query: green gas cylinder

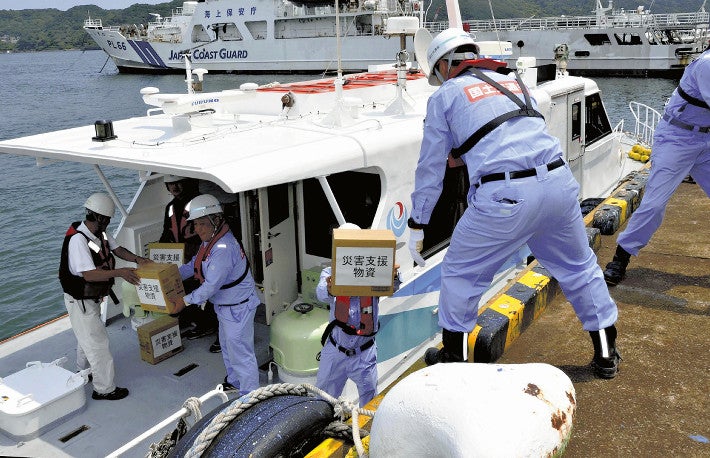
269;303;329;384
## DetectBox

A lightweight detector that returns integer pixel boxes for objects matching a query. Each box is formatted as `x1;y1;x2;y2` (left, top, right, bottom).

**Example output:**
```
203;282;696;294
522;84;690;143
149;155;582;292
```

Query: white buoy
369;363;575;457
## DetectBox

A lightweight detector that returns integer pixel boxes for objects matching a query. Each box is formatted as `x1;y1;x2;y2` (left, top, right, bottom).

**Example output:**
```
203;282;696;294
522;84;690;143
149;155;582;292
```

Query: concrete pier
499;179;709;456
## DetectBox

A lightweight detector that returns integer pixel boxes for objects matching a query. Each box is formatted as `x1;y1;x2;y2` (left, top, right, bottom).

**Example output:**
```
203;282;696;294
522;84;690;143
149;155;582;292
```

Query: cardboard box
147;242;185;266
135;263;185;314
331;229;396;296
137;315;183;364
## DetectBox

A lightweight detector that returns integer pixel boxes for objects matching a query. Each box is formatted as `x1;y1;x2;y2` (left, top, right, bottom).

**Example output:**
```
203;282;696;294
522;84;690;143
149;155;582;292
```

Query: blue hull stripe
128;40;167;68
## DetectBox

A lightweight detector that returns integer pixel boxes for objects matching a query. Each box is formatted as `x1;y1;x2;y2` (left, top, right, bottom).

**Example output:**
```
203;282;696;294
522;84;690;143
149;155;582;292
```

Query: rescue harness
192;223;251;295
678;86;709;110
321;296;377;356
448;63;544;160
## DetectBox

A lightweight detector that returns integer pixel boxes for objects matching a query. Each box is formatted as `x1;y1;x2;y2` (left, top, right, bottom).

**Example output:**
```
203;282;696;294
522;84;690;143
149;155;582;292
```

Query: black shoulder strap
219;239;251;290
678;86;709;109
450;68;544;159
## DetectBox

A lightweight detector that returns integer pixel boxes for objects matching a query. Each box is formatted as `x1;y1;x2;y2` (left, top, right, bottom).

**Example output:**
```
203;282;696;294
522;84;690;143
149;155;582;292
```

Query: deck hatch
58;425;90;443
173;363;199;377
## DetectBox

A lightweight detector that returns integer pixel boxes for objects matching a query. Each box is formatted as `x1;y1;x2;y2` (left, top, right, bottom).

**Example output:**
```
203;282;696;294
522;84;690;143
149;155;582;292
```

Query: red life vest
334;295;376;336
167;203;198;243
193;224;230;284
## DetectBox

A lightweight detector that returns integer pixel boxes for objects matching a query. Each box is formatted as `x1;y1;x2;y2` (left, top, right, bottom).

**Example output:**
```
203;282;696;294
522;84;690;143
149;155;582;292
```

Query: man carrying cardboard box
59;193;150;401
170;194;260;395
316;223;400;407
160;175;219;350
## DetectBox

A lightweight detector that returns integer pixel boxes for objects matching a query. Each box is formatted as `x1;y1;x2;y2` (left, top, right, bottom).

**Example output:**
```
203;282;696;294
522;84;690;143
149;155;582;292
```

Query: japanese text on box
333;246;393;286
149;248;183;265
136;279;165;306
150;327;180;358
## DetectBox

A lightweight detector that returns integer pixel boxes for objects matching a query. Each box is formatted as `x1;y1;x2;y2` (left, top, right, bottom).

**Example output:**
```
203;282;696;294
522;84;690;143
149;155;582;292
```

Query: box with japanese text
331;229;396;296
137;315;183;364
147;242;185;266
135;263;185;314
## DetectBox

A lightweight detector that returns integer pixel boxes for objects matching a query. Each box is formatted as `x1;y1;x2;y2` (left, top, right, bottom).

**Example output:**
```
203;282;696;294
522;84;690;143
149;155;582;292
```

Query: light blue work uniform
410;66;617;333
315;267;378;407
617;49;710;255
179;228;260;395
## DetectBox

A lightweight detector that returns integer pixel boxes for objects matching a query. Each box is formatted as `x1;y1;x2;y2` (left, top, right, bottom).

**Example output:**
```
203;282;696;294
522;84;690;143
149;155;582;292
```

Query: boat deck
0;306;274;457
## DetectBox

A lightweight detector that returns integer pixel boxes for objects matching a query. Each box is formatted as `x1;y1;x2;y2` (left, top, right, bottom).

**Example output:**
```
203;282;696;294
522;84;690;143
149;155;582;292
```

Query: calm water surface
0;49;678;341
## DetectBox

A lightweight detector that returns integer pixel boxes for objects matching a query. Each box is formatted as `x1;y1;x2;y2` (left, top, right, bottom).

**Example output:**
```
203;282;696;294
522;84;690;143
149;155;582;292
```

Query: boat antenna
487;0;501;43
322;0;356;127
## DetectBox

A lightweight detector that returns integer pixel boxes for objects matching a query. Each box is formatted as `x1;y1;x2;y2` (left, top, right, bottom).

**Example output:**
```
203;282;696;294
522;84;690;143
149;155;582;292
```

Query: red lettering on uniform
464;81;522;103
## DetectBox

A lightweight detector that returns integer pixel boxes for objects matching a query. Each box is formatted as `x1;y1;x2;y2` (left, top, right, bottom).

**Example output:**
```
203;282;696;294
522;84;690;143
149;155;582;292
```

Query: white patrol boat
83;0;424;74
426;0;710;78
0;25;659;457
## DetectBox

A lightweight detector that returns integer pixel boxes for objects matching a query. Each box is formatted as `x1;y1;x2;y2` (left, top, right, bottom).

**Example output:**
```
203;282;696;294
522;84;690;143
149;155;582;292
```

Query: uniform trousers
316;334;377;407
439;165;618;333
216;301;259;396
618;120;710;255
64;293;116;394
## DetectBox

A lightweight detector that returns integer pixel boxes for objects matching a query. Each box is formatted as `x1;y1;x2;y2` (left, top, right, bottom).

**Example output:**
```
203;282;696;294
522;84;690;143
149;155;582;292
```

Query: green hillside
0;0;706;52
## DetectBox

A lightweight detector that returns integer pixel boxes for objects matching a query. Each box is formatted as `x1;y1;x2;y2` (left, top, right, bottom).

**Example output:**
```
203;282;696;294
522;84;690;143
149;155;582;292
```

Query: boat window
268;184;289;228
574;51;591;57
572;101;581;141
584;93;612;144
245;21;267;40
584;34;611;46
191;25;211;42
422;162;469;258
614;33;643;45
214;22;244;41
302;171;382;258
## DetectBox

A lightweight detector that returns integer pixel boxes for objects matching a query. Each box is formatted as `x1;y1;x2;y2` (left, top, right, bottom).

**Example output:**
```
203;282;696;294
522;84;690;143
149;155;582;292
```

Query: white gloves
408;228;426;267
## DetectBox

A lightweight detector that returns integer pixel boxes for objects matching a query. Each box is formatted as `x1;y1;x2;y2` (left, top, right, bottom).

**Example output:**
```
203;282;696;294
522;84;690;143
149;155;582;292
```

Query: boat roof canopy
0;114;376;194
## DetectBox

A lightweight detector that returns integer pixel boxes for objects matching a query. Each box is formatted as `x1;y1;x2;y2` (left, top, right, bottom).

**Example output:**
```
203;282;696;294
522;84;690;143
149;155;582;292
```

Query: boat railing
628;101;662;147
83;18;103;28
107;388;229;457
427;10;710;33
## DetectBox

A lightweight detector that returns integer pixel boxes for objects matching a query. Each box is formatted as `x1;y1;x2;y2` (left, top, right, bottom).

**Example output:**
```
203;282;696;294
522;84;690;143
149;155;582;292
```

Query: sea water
0;49;678;341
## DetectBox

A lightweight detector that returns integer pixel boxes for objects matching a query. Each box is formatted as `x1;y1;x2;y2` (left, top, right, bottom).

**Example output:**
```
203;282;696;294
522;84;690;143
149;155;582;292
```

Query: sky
0;0;167;10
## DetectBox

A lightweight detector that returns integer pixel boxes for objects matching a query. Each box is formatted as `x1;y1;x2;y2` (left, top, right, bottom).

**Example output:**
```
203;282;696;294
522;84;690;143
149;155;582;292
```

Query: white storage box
0;358;87;440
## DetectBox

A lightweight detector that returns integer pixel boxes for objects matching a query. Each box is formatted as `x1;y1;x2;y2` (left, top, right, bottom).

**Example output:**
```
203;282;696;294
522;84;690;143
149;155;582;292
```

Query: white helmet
185;194;222;221
339;223;361;230
163;174;186;183
84;193;115;218
426;28;478;86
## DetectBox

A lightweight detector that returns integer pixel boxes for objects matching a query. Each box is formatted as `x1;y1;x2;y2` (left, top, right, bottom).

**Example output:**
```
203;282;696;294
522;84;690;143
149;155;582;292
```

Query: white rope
181;383;376;458
181;397;203;426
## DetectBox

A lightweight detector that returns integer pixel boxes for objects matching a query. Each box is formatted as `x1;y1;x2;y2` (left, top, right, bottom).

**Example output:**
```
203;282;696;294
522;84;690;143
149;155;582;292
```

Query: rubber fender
592;204;621;235
170;394;334;458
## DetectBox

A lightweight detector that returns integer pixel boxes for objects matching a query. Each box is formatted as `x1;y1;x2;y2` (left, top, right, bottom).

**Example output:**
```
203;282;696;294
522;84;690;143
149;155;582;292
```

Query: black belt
216;297;250;307
476;158;565;188
328;334;374;357
662;113;710;133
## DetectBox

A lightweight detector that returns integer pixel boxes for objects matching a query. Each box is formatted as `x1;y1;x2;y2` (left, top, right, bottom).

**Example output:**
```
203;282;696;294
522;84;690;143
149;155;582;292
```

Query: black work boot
603;245;631;286
589;324;621;379
424;329;467;365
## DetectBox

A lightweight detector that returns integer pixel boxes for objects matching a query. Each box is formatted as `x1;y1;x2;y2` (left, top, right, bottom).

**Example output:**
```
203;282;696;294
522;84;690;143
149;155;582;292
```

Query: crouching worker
169;194;260;395
316;223;400;407
59;193;151;401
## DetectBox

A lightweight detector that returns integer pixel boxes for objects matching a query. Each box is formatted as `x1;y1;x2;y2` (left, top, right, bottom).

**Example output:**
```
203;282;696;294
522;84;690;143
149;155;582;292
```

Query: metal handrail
628;101;662;147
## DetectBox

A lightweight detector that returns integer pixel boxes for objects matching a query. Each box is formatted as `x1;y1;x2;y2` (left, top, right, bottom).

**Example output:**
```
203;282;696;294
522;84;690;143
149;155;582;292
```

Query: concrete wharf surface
498;179;709;457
